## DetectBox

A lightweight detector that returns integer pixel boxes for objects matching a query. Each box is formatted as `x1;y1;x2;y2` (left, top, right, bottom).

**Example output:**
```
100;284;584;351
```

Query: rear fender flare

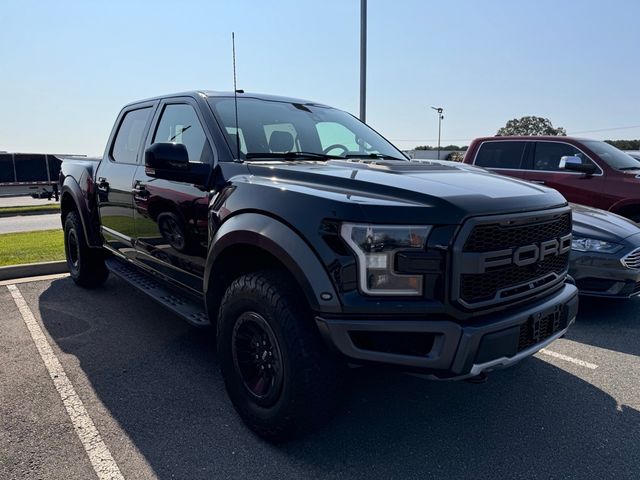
60;177;101;247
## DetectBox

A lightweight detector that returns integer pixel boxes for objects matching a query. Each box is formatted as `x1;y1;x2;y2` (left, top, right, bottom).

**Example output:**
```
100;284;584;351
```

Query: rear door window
474;141;526;169
111;107;152;164
533;142;593;171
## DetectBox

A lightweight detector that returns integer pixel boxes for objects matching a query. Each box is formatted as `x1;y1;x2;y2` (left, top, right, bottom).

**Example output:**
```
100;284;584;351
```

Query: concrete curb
0;210;60;218
0;209;60;218
0;261;68;281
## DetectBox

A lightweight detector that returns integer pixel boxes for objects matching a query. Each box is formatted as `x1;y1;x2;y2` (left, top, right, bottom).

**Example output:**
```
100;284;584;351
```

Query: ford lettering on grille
452;210;572;309
461;234;572;275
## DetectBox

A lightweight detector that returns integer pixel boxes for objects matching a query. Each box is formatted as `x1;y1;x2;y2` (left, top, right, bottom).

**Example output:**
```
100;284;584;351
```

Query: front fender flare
204;213;341;314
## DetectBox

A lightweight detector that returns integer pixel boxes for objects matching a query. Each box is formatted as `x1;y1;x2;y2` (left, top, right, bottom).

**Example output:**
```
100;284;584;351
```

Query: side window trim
108;103;156;165
474;139;604;176
521;142;534;170
147;97;216;165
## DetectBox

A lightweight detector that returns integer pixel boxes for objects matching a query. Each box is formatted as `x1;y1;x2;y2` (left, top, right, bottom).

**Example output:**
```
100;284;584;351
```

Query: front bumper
316;283;578;379
570;250;640;298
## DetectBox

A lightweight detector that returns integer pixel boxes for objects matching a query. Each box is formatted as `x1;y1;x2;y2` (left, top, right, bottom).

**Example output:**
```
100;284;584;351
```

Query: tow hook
466;372;489;384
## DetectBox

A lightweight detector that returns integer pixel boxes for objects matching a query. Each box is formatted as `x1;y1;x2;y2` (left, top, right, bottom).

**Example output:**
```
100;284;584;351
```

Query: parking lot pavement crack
6;284;125;480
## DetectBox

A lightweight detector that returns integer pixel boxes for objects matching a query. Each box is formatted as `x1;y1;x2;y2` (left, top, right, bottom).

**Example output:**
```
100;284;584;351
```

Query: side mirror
145;142;189;177
559;155;597;175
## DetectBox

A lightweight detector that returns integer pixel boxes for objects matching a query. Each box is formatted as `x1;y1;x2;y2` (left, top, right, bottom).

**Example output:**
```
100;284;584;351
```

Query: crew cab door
97;105;154;258
132;98;213;293
518;140;606;208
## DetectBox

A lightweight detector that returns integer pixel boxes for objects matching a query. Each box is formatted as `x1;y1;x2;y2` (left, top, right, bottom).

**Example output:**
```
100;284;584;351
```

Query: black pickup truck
60;91;578;440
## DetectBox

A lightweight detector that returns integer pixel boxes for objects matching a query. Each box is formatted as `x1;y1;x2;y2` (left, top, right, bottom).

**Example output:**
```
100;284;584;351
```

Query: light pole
360;0;367;122
431;106;444;159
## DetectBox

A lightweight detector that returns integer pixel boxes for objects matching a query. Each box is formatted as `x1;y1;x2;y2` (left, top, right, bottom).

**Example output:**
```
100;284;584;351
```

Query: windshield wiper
618;166;640;170
245;151;338;161
344;153;407;161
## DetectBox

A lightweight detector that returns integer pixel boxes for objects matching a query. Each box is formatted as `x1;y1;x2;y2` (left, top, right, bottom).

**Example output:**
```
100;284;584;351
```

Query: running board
105;258;210;327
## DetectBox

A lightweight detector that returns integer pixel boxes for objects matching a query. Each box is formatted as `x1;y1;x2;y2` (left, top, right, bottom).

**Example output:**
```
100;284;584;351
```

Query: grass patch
0;229;65;267
0;204;60;216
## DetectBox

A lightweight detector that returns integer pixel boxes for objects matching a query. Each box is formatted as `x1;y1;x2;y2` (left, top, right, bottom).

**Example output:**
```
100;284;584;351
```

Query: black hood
245;160;568;224
571;203;640;241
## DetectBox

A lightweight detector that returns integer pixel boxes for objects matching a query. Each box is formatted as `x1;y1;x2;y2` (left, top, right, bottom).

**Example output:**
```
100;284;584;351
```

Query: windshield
208;97;406;161
582;140;640;170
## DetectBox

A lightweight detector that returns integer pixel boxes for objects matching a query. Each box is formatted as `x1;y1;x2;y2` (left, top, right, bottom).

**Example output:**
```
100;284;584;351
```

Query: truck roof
126;90;329;108
472;135;593;143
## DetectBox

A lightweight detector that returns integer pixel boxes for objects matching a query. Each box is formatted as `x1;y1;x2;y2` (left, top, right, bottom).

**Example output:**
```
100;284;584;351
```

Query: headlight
340;223;431;296
571;236;622;253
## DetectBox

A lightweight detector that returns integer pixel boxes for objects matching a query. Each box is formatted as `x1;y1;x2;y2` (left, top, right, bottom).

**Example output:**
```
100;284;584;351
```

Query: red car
464;136;640;221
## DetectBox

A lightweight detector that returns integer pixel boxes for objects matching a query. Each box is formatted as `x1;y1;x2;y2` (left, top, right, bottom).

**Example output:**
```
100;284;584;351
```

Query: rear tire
64;211;109;288
217;270;343;441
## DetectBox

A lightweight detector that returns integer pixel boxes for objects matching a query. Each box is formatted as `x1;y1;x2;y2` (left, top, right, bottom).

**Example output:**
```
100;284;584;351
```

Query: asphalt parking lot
1;276;638;480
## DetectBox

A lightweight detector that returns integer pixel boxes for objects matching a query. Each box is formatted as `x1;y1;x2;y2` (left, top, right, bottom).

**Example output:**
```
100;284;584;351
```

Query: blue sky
1;0;639;155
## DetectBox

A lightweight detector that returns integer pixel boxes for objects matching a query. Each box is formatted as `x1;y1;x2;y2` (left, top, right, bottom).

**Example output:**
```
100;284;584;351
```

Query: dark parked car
464;136;640;221
571;203;640;298
416;159;640;298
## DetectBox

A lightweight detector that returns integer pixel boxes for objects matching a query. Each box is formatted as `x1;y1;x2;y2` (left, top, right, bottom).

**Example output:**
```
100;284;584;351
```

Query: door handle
97;177;109;190
530;179;546;185
133;181;149;198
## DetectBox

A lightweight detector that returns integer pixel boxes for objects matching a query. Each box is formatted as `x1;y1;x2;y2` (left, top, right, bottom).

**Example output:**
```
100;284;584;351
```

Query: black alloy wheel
232;311;284;406
63;211;109;288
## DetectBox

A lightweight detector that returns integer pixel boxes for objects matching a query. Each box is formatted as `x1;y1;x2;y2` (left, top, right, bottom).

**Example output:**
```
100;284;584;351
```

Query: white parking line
7;284;124;480
538;348;599;370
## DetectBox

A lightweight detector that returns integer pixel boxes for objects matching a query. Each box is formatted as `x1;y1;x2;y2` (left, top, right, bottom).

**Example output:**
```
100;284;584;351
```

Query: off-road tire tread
217;269;342;441
64;211;109;288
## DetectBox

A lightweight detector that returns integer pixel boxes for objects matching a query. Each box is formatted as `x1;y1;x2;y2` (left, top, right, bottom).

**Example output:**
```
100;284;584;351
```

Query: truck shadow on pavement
566;295;640;358
37;277;640;480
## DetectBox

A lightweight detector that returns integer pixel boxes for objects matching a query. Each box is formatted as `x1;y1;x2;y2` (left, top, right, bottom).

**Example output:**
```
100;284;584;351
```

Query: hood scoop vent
327;159;458;173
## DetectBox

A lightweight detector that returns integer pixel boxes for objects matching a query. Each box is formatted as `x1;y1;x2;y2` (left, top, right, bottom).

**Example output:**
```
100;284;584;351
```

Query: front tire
217;270;342;441
64;211;109;288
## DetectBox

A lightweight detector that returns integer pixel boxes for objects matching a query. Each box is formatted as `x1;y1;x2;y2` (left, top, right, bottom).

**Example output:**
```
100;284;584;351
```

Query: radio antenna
232;32;241;161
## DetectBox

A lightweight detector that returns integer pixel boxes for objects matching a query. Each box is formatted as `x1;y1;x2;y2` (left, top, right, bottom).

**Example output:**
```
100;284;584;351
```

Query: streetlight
431;106;444;159
360;0;367;122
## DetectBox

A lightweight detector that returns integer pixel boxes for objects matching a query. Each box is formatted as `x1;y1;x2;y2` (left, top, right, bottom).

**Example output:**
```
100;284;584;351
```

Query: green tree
446;151;465;162
414;145;468;151
497;116;566;136
605;139;640;150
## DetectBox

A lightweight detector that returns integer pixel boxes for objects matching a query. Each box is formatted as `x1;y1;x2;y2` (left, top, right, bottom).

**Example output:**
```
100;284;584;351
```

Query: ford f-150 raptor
59;91;579;440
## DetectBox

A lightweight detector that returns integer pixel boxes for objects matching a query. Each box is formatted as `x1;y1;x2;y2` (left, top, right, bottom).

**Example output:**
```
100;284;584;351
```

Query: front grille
518;307;566;352
464;213;571;252
622;248;640;269
461;253;569;303
455;211;571;307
